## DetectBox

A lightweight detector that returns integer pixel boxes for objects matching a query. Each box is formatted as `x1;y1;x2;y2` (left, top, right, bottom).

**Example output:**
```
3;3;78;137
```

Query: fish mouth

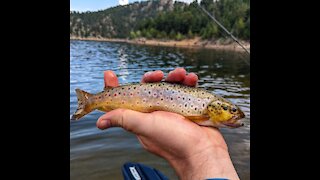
223;122;244;128
222;116;244;128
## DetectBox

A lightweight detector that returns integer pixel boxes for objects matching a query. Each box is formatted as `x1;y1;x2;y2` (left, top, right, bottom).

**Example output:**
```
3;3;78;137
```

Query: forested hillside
70;0;250;41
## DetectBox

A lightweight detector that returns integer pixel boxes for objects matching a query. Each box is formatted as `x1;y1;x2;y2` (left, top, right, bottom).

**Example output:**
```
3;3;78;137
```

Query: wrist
168;145;239;180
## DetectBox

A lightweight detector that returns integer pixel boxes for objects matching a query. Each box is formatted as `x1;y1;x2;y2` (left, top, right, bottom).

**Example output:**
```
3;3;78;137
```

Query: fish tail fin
71;89;95;120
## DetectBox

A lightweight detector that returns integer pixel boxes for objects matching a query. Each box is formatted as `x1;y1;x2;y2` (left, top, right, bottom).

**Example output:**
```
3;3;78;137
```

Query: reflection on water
117;47;129;81
70;40;250;180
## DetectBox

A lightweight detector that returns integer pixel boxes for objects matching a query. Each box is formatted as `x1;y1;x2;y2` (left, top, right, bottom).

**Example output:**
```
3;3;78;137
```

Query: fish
71;82;245;128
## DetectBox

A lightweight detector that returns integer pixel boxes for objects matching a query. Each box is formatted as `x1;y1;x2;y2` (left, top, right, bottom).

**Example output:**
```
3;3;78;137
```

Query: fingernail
144;72;152;77
99;119;111;129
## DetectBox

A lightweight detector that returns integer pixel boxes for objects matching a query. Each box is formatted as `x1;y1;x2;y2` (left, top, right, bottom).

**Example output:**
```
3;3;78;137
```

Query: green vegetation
70;0;250;41
136;0;250;40
70;0;175;38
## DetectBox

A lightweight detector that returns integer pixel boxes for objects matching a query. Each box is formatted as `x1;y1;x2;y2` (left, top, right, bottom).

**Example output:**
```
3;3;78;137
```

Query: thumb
96;109;153;135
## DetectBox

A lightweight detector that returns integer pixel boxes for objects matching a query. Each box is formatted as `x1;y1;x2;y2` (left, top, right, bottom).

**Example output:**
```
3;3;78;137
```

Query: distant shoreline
70;37;250;52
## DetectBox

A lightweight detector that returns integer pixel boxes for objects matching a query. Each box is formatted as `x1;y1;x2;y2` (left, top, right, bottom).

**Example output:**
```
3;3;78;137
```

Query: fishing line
196;3;250;65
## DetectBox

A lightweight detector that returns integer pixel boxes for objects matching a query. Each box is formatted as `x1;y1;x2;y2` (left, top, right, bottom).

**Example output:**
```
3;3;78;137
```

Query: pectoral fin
185;115;209;122
185;115;215;127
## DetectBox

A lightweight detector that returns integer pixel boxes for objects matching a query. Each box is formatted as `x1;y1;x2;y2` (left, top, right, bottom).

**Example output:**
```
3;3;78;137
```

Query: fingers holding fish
166;68;198;87
165;67;187;83
104;70;119;88
139;67;198;87
182;72;198;87
141;70;164;83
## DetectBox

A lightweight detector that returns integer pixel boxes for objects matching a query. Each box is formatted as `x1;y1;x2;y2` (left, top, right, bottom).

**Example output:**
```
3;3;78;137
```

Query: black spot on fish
161;98;163;101
122;88;124;90
133;87;136;89
223;106;228;110
171;98;173;100
194;108;197;110
185;104;187;107
148;91;151;94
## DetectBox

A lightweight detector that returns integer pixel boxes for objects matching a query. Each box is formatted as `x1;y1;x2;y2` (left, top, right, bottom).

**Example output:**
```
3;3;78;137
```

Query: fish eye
232;107;237;112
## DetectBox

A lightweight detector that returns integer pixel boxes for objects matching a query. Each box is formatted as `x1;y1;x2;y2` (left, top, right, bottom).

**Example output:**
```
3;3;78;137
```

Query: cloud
119;0;129;6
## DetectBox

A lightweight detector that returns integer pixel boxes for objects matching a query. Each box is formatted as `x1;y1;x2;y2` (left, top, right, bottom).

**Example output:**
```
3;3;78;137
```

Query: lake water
70;40;250;180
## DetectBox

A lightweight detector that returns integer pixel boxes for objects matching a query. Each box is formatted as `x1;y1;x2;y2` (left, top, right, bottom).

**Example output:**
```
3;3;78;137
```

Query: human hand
97;68;239;180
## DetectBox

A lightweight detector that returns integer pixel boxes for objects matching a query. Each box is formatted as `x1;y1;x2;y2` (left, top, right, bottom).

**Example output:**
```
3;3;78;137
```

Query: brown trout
71;82;245;128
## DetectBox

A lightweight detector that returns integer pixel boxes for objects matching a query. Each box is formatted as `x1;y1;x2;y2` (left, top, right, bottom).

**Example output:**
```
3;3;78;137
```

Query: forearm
168;147;240;180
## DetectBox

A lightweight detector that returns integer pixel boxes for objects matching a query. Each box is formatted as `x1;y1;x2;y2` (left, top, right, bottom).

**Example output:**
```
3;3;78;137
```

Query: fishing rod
197;3;250;56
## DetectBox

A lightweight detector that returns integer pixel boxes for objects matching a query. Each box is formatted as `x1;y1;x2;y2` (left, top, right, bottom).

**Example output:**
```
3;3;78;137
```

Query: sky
70;0;197;12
